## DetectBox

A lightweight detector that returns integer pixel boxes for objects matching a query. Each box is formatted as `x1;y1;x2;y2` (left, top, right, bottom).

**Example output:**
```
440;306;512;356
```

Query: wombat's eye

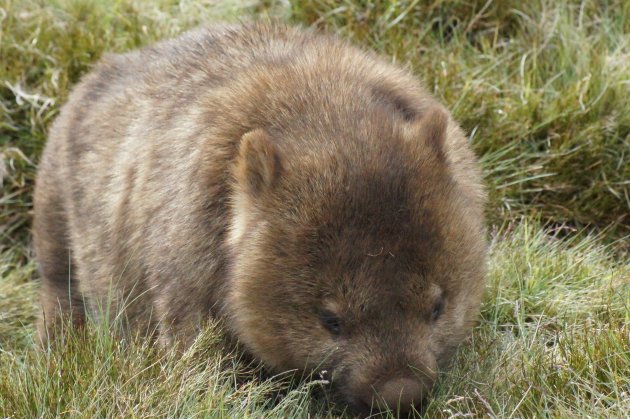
431;298;444;321
320;309;342;335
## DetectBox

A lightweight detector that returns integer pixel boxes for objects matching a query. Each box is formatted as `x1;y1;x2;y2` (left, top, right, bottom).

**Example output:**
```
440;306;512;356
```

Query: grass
1;0;629;417
1;221;627;417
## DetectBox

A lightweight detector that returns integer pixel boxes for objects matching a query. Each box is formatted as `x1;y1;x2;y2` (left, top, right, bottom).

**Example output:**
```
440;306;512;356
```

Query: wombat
34;22;487;414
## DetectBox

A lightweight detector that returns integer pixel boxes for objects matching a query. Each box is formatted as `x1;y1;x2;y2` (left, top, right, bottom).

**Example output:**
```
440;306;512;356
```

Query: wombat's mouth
344;396;428;418
332;373;430;417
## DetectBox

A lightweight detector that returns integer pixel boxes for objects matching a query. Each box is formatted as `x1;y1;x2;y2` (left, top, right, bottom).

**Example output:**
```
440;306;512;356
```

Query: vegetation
1;0;628;417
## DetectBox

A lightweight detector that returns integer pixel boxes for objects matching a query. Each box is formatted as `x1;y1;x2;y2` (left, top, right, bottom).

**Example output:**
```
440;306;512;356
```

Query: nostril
372;377;427;413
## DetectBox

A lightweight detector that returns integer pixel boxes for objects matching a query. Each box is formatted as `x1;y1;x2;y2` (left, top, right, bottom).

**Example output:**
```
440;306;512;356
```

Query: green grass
1;221;627;417
1;0;629;417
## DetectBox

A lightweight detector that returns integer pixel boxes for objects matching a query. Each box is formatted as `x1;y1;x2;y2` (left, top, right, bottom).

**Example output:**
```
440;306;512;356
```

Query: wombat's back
35;24;315;341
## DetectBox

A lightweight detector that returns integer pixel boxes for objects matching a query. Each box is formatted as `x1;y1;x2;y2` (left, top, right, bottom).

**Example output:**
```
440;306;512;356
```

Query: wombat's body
34;23;486;414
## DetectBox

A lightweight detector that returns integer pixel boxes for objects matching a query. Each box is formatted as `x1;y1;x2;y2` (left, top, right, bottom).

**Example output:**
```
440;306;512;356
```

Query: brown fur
34;22;487;414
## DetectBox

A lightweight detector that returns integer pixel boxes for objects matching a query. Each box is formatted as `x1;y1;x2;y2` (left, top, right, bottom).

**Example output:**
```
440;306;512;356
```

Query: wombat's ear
235;129;282;195
409;106;448;162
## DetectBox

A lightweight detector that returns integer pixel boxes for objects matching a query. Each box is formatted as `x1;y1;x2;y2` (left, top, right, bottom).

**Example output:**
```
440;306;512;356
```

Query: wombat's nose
372;377;426;413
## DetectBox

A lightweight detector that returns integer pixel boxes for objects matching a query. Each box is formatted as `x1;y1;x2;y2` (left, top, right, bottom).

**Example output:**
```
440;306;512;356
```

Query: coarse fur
34;22;487;414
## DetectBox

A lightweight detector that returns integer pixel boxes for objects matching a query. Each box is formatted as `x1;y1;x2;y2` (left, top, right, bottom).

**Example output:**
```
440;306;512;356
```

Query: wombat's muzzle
353;375;432;416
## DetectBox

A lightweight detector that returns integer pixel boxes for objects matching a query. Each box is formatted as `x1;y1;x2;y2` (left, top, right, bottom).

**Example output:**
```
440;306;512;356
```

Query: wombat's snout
360;376;432;415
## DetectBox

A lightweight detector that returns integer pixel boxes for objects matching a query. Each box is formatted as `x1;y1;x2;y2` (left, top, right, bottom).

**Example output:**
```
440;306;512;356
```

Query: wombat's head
226;105;486;415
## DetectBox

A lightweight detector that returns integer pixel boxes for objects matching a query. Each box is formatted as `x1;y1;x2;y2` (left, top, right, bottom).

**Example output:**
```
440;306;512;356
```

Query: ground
0;0;628;417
